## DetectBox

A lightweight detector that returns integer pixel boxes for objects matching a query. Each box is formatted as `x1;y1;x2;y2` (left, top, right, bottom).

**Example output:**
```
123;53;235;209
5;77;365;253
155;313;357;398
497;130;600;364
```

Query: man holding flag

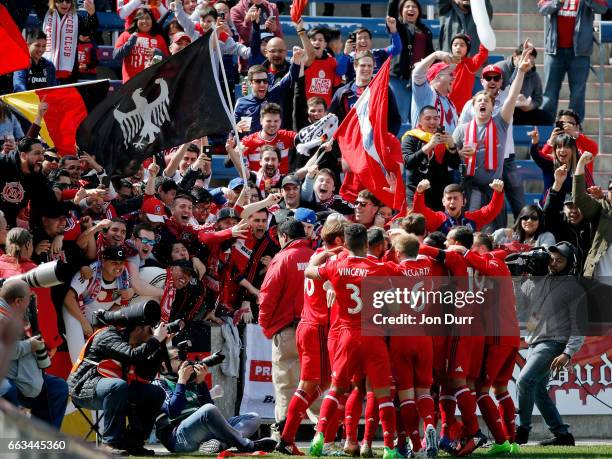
334;55;406;218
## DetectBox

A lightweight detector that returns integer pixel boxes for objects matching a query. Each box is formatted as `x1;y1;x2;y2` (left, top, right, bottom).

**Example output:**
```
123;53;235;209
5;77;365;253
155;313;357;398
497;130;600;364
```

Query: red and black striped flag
0;80;110;155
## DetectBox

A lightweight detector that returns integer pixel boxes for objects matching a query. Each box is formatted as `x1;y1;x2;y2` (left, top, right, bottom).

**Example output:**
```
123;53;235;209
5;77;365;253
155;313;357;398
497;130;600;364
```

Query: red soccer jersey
302;248;330;326
242;130;297;175
318;255;389;329
305;56;340;107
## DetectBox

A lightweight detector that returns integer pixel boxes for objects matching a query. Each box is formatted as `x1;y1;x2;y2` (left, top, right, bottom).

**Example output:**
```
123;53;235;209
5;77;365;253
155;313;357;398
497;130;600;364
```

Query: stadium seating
27;11;124;32
601;21;612;43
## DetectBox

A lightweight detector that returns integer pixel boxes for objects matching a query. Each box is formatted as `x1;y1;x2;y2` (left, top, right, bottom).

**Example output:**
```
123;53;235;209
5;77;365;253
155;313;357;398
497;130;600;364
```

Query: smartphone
436;127;445;134
555;121;565;130
203;146;213;159
348;32;356;42
219;11;225;19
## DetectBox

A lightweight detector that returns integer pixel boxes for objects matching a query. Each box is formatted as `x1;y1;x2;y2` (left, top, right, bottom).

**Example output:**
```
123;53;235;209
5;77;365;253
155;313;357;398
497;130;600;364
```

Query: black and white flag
76;31;233;176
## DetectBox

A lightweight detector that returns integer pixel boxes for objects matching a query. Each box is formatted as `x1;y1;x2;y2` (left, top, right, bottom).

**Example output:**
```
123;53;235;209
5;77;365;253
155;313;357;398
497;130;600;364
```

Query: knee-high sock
496;391;516;442
416;394;435;430
282;388;319;443
344;388;364;443
455;386;479;437
396;408;407;448
399;399;420;452
477;393;506;444
439;391;457;438
363;392;379;446
378;395;397;449
317;391;342;434
324;398;346;443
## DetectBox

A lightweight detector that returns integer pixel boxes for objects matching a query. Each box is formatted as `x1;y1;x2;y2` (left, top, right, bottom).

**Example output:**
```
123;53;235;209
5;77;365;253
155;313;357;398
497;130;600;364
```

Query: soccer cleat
396;443;413;458
437;436;456;455
276;440;305;456
485;440;512;455
509;442;520;454
199;439;223;454
344;441;360;457
382;447;398;459
515;426;529;445
323;443;348;456
251;438;278;452
310;432;326;457
539;432;575;446
424;424;438;458
455;430;487;457
360;443;374;458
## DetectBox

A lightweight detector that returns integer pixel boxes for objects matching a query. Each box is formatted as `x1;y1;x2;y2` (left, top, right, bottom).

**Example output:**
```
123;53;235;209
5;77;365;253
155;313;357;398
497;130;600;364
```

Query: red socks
455;386;479;437
496;391;516;442
416;394;436;429
399;399;420;452
378;395;397;449
477;393;506;444
324;399;346;443
363;392;379;446
317;390;342;434
282;389;318;443
344;388;364;443
439;393;457;438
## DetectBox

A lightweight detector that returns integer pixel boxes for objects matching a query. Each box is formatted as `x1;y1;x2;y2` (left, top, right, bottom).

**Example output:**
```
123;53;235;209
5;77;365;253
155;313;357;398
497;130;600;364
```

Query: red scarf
435;94;457;131
255;168;281;192
160;268;176;323
465;118;498;176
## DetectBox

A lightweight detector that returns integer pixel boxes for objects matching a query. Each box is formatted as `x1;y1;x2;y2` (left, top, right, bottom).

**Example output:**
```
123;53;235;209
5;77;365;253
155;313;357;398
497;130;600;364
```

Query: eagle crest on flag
113;77;170;149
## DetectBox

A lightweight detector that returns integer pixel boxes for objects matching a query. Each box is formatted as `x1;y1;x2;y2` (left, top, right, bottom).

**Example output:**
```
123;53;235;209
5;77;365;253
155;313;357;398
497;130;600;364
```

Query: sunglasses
44;155;59;162
483;75;501;82
520;215;539;222
57;0;72;3
355;201;370;208
251;78;269;84
138;237;157;246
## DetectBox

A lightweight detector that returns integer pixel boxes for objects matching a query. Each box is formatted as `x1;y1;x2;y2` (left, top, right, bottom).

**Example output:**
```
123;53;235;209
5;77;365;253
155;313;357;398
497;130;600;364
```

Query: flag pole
210;24;249;197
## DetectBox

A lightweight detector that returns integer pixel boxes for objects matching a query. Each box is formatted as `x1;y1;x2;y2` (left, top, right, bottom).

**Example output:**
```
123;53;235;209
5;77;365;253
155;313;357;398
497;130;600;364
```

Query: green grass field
143;445;612;458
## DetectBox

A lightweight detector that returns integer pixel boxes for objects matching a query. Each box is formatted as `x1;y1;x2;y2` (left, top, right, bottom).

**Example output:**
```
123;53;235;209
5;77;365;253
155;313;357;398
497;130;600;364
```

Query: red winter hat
141;196;166;223
426;62;451;82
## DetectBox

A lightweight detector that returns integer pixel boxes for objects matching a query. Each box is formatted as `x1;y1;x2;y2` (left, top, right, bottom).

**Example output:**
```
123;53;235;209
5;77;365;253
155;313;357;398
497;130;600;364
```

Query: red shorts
331;328;391;390
296;321;331;385
432;336;447;374
478;344;518;387
445;336;485;380
327;326;341;365
390;336;433;390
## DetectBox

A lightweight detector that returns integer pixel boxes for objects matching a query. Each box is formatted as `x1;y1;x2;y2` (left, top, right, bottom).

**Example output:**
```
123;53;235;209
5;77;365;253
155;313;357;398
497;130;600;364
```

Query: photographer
514;242;585;446
153;347;276;454
0;279;68;430
67;302;168;456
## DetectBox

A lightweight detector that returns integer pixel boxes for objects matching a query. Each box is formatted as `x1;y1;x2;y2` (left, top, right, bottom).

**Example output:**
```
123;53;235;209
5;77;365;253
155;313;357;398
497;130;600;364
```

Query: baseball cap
482;64;502;76
260;32;274;42
228;177;246;190
294;207;317;225
102;245;126;261
548;241;575;260
192;188;213;204
563;194;575;205
217;207;240;221
426;62;451;82
141;197;166;223
170;259;196;274
281;174;301;188
172;32;192;44
451;33;471;53
42;202;70;219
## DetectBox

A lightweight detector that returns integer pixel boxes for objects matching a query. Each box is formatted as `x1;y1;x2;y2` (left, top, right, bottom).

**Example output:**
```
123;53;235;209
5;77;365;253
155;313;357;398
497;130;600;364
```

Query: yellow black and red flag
0;80;109;155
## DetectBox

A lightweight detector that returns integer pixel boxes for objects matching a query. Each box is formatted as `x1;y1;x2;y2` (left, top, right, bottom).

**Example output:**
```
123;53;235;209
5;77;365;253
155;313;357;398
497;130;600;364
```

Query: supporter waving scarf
160;268;175;323
464;118;498;176
42;10;78;78
80;260;130;310
404;128;446;164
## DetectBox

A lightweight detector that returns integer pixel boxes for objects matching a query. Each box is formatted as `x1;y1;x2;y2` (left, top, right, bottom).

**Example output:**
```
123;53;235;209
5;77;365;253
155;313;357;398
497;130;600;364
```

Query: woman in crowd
0;103;24;142
42;0;98;84
0;228;63;354
492;205;555;250
113;7;169;82
387;0;434;123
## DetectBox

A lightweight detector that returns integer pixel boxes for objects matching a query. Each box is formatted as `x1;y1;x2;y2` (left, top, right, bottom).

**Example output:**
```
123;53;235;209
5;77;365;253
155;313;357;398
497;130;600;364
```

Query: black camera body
505;248;551;277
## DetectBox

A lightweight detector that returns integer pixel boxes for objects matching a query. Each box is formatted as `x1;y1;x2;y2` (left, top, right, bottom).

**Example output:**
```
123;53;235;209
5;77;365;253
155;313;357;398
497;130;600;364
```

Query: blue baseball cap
228;177;246;190
294;207;317;225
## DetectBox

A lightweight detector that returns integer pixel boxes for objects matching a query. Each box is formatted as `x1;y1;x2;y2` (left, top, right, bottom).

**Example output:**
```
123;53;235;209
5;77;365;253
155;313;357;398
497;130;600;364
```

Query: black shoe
252;438;278;452
126;445;155;456
515;426;530;445
539;432;575;446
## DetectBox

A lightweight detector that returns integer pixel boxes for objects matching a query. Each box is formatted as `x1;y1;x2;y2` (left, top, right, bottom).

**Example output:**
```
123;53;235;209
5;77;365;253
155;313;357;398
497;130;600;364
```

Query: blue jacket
13;57;57;92
539;0;608;56
233;61;300;133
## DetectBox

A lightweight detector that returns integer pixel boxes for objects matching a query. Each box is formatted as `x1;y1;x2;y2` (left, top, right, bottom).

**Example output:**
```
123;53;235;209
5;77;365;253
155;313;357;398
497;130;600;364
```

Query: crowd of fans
1;0;612;457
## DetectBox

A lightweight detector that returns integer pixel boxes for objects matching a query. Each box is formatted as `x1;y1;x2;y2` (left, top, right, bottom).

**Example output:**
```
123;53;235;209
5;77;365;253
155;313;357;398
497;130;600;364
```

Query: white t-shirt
70;272;120;324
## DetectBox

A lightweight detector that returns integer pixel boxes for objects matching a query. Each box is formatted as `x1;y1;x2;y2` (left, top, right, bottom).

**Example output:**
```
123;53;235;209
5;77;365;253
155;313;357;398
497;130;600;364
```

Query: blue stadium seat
212;155;239;181
488;55;504;64
516;159;544;205
279;15;440;40
513;125;553;146
601;21;612;43
28;11;124;32
97;45;121;69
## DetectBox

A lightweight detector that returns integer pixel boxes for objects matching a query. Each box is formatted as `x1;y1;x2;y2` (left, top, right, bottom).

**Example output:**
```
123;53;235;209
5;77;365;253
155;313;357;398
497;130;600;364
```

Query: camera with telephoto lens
505;248;551;277
6;260;69;288
92;300;162;328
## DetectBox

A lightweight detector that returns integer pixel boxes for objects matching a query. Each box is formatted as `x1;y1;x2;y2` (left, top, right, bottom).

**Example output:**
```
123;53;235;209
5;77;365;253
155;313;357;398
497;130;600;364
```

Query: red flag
0;5;30;76
290;0;308;23
335;58;406;212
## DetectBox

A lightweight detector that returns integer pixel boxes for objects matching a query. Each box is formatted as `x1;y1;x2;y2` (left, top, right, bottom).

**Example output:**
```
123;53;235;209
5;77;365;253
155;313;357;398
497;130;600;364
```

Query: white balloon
471;0;496;51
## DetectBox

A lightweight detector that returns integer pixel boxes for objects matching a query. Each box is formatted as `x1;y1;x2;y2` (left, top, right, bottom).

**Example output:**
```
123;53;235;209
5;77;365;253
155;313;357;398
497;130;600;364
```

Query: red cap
482;64;502;76
141;196;166;223
172;32;192;44
426;62;451;82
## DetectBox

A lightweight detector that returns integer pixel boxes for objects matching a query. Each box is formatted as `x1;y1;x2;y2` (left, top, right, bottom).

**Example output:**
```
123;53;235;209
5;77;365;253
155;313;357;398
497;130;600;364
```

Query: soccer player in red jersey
305;224;398;459
386;234;438;458
276;219;346;456
446;233;520;455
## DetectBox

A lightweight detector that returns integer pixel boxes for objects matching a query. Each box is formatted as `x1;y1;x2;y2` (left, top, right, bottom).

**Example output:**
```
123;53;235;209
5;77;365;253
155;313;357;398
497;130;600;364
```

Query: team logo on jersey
1;181;25;204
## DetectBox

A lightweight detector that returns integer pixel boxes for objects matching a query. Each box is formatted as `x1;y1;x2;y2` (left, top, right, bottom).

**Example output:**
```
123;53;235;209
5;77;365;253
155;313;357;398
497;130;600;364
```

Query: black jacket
68;326;163;401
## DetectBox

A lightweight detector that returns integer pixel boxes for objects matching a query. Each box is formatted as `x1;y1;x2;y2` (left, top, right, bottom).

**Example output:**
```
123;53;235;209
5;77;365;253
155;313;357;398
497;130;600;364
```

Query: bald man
264;37;289;81
0;280;31;380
